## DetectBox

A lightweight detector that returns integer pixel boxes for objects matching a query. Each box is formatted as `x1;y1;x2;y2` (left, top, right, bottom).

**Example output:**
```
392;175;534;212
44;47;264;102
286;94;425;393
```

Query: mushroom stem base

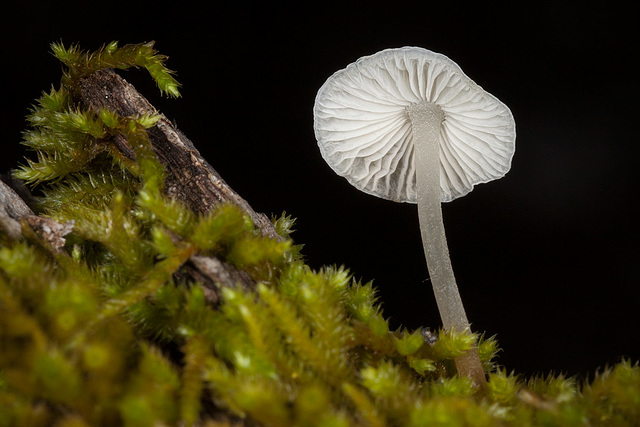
407;101;486;388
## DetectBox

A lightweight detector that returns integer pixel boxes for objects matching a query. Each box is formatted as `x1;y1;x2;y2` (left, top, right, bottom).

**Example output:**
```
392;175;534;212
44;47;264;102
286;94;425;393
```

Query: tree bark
78;69;284;300
76;69;278;240
0;178;74;252
3;68;282;303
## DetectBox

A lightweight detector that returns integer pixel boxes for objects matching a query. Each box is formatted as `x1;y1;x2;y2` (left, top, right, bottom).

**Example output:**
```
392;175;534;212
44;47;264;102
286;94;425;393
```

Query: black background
4;2;638;379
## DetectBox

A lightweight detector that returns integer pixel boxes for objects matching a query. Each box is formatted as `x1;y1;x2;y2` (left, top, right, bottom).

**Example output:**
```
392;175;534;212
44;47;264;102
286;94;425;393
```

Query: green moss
1;41;639;426
51;40;181;98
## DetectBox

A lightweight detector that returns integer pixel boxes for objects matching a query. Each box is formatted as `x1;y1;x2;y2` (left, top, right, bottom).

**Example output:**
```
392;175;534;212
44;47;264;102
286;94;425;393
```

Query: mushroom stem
407;101;486;388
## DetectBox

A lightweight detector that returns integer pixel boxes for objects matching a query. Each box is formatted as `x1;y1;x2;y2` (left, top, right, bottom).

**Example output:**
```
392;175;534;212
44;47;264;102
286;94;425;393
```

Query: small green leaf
430;328;476;360
99;108;120;129
394;329;425;356
151;227;177;257
408;357;436;375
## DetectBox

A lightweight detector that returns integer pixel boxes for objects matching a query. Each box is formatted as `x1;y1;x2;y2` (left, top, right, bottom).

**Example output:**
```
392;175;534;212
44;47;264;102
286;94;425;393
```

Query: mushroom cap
313;47;516;203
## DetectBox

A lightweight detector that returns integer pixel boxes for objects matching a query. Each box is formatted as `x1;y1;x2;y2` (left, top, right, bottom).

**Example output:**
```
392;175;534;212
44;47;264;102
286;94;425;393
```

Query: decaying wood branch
3;69;283;302
0;178;74;252
77;69;278;240
74;69;283;299
0;179;33;240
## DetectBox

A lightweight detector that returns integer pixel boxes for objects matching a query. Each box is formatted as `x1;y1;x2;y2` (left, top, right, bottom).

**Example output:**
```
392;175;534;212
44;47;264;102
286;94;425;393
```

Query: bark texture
0;178;74;252
76;69;277;239
2;68;282;303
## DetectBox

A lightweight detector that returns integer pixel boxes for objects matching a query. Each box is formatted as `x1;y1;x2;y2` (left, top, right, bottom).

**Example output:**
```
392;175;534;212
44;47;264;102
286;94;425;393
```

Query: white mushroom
313;47;516;387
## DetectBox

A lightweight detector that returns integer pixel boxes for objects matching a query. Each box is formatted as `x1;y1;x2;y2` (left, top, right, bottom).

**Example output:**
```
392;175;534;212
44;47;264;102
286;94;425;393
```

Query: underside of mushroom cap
313;47;516;203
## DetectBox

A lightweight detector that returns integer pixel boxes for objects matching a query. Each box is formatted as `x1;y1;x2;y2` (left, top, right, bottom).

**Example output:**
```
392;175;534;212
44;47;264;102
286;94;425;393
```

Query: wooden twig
75;69;282;300
4;69;281;302
0;178;73;252
76;69;278;240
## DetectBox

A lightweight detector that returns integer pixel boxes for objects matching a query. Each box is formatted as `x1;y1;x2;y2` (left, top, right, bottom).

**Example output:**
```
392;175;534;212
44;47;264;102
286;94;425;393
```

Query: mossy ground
1;42;638;427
